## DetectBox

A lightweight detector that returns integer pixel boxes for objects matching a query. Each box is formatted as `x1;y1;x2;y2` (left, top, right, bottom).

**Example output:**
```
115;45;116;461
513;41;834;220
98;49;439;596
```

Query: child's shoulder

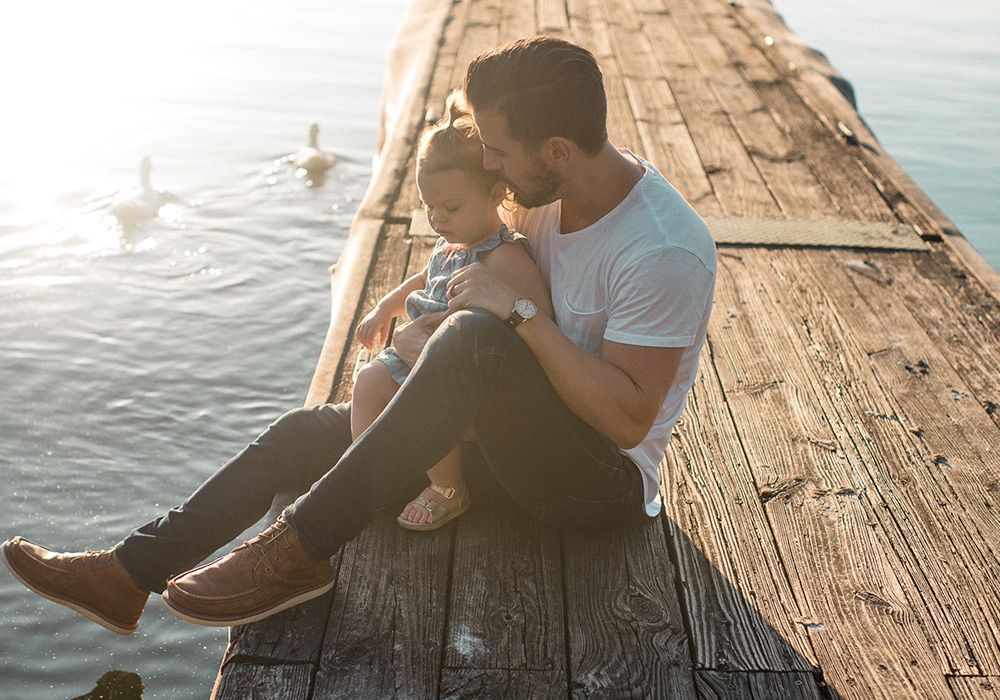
497;224;528;246
471;224;526;257
479;232;532;267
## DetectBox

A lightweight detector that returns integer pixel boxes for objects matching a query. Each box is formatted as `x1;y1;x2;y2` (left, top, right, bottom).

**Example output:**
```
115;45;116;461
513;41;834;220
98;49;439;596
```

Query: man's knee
266;403;351;447
268;406;317;435
435;309;506;351
420;309;533;381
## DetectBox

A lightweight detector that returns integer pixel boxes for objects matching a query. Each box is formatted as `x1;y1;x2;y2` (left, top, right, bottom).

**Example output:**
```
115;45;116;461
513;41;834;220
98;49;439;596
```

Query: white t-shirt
502;155;716;516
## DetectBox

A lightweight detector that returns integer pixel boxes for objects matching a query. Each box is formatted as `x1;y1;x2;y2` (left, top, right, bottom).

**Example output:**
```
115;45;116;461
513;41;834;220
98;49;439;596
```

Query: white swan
292;123;335;184
110;156;180;227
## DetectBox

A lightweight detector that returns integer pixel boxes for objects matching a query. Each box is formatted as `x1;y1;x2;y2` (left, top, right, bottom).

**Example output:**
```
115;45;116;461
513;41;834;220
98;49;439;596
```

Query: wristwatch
504;298;537;329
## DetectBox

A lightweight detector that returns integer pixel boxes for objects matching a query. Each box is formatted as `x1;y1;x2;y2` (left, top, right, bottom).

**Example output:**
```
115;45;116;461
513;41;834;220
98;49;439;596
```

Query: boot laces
69;548;115;568
243;521;290;562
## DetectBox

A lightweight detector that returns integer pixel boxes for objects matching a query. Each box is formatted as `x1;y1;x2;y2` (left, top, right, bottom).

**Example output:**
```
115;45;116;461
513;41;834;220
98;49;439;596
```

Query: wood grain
215;1;1000;697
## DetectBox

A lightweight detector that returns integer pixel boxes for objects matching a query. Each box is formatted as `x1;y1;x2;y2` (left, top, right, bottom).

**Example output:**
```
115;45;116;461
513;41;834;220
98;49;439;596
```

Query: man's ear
544;136;574;164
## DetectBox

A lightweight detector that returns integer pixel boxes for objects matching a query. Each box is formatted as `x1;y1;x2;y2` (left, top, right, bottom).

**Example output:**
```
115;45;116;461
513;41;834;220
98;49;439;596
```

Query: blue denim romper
376;224;526;384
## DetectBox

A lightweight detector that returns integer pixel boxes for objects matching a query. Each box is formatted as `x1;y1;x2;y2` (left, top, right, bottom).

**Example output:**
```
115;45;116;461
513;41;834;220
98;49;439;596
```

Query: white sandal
397;484;471;531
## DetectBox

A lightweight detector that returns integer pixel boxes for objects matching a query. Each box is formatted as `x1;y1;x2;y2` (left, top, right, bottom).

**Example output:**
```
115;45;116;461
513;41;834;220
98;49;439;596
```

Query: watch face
514;298;537;320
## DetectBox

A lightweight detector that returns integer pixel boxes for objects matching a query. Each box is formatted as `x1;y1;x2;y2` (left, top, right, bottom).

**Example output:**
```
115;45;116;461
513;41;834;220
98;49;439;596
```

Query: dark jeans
116;310;644;593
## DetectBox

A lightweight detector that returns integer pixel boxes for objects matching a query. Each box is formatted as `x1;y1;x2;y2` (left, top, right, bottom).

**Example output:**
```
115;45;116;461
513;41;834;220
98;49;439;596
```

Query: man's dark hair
464;36;608;156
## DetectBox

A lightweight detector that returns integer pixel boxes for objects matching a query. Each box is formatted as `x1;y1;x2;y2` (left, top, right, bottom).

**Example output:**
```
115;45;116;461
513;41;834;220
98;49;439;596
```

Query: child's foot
397;483;471;531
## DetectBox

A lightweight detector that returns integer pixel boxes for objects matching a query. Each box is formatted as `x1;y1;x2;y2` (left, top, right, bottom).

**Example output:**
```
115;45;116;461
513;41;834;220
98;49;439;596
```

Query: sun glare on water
0;1;245;260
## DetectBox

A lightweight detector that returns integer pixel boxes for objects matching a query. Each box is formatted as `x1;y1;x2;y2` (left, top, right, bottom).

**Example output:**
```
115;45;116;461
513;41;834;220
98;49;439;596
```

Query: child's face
416;168;502;247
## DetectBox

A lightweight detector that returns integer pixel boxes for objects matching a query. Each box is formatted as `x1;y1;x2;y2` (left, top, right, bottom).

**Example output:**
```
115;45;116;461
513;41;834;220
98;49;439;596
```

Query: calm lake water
0;1;996;698
0;1;406;698
773;0;1000;272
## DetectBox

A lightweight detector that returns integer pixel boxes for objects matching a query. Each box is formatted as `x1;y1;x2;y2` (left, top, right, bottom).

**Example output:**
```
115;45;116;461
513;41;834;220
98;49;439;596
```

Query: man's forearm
513;315;679;449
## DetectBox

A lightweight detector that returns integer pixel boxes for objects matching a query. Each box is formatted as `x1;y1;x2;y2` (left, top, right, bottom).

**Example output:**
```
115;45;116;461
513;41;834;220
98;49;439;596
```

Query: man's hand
446;262;517;320
391;311;449;366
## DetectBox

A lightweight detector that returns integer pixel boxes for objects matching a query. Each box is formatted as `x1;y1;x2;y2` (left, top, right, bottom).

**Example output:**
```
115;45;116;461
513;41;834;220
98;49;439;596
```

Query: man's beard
506;159;561;209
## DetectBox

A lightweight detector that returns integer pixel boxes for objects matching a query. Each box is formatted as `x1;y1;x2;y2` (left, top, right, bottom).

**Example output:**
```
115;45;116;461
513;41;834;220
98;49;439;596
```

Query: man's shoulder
625;173;711;239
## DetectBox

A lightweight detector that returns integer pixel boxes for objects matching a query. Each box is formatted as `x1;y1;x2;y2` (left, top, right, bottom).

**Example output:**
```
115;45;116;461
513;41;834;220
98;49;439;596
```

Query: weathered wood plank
646;0;837;219
602;0;719;213
864;248;1000;431
537;0;571;35
439;669;568;698
454;0;503;89
662;364;817;672
566;0;644;157
389;0;470;222
212;663;313;700
617;0;777;217
726;0;950;241
779;248;1000;675
698;0;893;222
328;223;414;402
312;510;454;698
444;470;566;692
709;248;954;700
695;670;825;699
498;0;538;43
562;517;697;698
221;592;335;666
950;677;1000;699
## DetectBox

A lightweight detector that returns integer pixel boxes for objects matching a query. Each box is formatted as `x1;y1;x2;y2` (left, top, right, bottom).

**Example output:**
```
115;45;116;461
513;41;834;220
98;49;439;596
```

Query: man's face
473;109;562;209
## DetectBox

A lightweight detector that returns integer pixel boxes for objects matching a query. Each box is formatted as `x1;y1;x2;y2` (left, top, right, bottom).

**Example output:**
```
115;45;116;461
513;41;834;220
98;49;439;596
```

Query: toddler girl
352;92;553;531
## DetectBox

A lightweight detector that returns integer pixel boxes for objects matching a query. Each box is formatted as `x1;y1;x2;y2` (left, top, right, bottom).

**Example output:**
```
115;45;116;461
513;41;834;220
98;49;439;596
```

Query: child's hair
417;90;503;194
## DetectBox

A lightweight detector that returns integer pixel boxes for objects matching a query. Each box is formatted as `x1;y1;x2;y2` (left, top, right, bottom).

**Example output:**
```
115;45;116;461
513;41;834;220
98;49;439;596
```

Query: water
0;1;996;698
772;0;1000;272
0;1;406;698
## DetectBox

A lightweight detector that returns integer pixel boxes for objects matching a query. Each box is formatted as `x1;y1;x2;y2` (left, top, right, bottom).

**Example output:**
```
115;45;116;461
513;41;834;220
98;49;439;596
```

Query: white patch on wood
449;624;486;660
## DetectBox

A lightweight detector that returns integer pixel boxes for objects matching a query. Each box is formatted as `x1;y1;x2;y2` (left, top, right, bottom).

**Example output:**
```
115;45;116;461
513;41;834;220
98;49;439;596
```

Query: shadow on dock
214;446;847;699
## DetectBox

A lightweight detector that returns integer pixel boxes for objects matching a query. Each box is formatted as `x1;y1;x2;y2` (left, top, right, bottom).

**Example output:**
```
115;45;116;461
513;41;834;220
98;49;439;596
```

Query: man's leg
287;310;644;558
117;402;353;593
163;310;644;625
2;402;352;634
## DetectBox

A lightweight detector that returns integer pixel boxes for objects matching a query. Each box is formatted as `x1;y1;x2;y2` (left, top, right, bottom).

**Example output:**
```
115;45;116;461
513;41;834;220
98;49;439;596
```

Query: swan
109;156;180;227
292;123;336;184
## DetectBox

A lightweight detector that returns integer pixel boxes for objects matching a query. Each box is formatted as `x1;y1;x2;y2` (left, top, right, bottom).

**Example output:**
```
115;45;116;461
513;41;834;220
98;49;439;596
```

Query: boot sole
0;543;137;636
160;578;335;627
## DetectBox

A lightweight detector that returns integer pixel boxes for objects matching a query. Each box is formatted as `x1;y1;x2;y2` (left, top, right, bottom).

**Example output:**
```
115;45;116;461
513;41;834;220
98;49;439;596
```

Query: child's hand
356;307;393;350
392;311;448;366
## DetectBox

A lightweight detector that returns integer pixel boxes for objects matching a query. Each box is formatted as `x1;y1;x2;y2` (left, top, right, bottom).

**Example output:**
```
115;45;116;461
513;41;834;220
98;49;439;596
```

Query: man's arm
447;262;683;449
516;315;682;449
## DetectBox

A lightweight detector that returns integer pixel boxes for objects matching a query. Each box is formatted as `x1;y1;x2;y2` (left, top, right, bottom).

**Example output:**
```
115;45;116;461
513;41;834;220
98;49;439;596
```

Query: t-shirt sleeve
604;246;714;348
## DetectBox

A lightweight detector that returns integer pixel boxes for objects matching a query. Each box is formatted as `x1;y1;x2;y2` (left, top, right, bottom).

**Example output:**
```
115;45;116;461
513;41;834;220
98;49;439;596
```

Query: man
1;36;715;634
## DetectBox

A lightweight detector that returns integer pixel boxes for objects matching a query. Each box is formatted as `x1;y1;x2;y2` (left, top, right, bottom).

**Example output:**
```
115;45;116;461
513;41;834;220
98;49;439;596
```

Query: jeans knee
268;406;314;436
433;309;506;354
265;404;348;448
444;308;501;332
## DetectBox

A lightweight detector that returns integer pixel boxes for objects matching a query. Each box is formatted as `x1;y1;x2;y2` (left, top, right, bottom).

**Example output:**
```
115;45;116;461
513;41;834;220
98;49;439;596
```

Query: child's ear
489;181;507;206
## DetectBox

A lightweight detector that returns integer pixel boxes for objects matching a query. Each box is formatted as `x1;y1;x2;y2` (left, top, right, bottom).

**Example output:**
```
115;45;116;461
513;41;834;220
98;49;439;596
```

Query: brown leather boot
161;516;333;627
1;537;149;635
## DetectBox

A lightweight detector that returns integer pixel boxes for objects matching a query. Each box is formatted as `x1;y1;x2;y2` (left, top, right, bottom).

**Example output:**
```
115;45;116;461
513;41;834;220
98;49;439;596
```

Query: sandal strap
428;484;457;500
412;496;447;522
408;484;467;523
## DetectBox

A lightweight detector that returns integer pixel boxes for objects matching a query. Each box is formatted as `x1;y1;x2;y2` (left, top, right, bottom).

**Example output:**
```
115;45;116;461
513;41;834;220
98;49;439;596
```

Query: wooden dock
212;0;1000;697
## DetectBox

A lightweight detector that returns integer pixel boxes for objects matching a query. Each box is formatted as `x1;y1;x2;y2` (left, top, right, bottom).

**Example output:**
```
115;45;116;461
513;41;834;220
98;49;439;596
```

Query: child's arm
356;268;427;350
477;242;555;321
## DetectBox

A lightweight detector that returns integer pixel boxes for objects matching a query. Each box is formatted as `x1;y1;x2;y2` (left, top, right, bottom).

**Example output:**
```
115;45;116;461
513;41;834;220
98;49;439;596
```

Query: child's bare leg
351;362;399;441
398;445;467;525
